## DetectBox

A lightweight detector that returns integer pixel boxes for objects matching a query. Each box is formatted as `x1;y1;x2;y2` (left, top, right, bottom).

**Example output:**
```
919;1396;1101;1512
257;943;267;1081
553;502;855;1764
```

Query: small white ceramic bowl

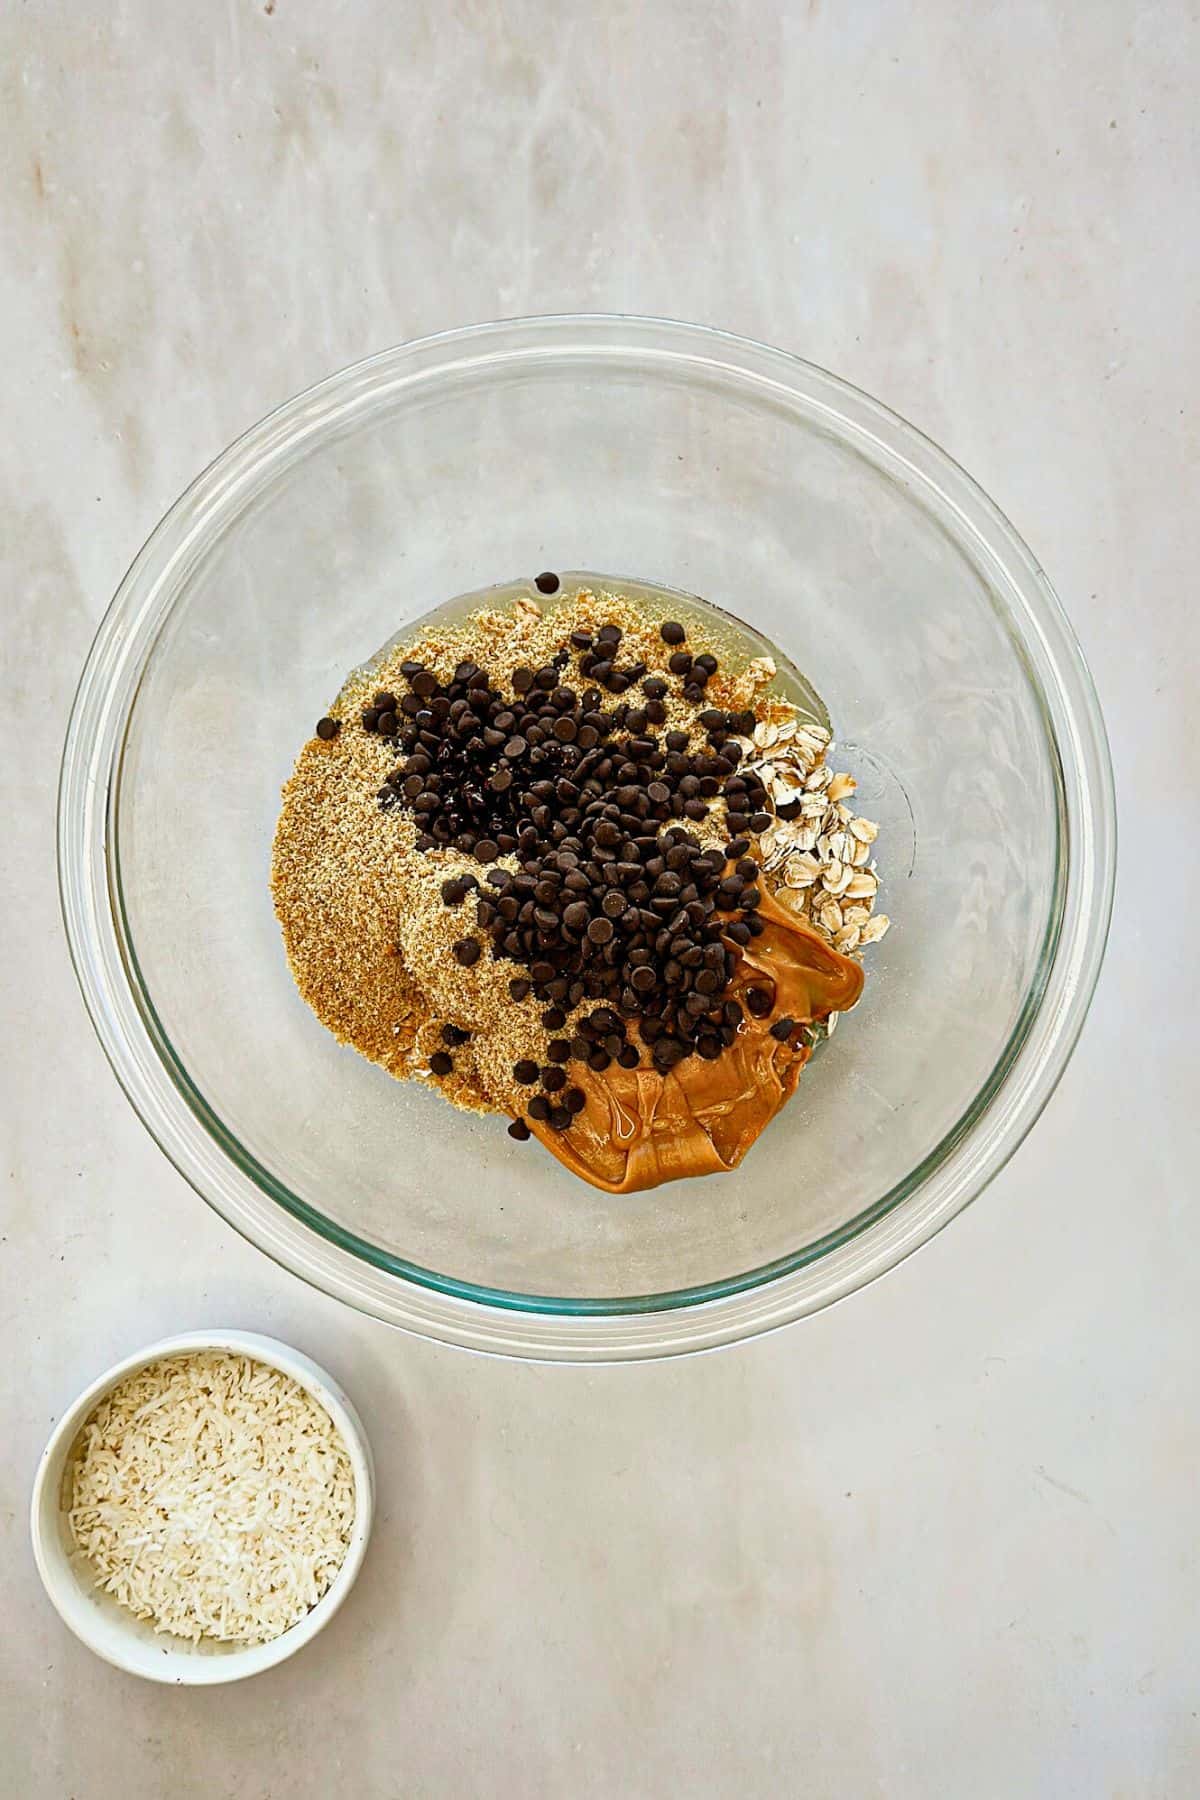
30;1329;374;1684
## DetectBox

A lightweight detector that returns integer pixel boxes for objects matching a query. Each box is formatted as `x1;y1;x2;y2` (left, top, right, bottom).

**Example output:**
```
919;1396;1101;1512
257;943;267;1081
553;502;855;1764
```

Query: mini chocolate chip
534;571;560;594
570;629;593;650
441;1024;471;1046
667;650;693;675
548;1105;572;1131
453;938;480;966
507;1118;532;1140
749;812;773;832
377;710;397;736
617;1044;640;1068
503;736;527;759
541;1065;568;1093
513;1059;539;1083
745;986;773;1017
528;1094;551;1121
354;622;794;1086
660;621;686;645
563;1086;586;1113
770;1017;797;1041
361;708;380;732
587;1048;612;1071
694;653;718;675
315;716;340;740
429;1051;454;1076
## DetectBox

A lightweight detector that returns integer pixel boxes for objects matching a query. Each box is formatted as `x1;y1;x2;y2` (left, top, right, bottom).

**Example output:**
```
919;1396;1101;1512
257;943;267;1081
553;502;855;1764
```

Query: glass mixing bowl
59;317;1114;1360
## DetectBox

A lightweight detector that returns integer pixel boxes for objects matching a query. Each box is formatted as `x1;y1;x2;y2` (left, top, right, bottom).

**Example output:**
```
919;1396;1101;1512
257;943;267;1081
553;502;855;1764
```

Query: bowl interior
107;333;1064;1309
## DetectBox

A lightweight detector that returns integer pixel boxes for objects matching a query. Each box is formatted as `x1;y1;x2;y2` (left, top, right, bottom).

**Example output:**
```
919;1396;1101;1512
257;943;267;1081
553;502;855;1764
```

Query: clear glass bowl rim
58;314;1116;1362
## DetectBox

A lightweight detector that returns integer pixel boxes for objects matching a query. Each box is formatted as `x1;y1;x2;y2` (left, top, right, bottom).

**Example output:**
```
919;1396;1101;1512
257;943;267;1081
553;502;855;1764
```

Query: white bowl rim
29;1329;375;1685
56;314;1117;1361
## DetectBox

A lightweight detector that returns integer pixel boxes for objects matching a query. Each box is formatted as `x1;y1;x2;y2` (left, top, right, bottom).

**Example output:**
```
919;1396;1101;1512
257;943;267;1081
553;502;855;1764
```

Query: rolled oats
742;706;893;968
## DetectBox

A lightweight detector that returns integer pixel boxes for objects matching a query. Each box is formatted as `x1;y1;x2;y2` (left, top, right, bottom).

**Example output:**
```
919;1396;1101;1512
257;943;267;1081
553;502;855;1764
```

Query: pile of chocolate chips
362;616;790;1128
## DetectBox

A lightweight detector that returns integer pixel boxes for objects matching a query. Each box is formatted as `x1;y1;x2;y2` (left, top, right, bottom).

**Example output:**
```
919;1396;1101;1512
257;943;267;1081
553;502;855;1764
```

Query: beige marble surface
2;3;1197;1794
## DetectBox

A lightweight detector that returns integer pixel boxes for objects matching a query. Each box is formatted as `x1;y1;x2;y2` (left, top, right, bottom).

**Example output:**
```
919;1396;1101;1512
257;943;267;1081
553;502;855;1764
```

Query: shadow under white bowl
30;1330;374;1684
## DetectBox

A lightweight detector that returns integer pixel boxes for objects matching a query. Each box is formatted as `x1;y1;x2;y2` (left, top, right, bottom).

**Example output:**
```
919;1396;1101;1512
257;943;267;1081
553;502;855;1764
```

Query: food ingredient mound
272;583;890;1191
67;1352;356;1646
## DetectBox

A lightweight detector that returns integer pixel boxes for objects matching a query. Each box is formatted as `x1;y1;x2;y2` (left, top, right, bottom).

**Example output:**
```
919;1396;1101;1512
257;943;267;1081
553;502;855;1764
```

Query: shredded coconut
67;1351;357;1646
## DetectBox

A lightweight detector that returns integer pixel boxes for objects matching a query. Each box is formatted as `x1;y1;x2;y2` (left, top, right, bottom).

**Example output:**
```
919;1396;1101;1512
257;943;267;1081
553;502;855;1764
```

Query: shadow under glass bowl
58;316;1115;1361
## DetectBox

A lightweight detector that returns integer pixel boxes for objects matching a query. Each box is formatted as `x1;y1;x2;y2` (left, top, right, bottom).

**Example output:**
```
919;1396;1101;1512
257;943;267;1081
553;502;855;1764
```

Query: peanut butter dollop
524;886;865;1192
